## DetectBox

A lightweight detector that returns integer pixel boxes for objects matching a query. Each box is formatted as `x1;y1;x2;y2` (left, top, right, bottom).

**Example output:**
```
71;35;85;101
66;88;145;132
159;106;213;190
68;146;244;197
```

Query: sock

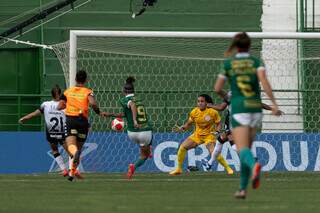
134;158;147;169
208;141;223;165
240;148;255;170
68;156;80;171
239;159;250;190
216;154;231;171
53;153;66;170
239;148;255;190
68;156;73;170
177;146;187;169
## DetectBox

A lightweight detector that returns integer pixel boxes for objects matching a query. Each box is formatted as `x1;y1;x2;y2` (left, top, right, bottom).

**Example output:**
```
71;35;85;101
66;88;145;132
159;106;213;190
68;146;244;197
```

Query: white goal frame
68;30;320;87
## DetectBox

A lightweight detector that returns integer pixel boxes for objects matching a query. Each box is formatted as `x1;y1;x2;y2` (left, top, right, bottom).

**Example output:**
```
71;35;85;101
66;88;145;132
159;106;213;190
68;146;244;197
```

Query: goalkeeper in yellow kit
169;94;233;175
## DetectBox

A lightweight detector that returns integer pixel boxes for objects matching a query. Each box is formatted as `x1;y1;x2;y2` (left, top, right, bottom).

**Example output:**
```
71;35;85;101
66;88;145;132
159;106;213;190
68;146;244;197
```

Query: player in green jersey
214;32;279;199
112;77;152;179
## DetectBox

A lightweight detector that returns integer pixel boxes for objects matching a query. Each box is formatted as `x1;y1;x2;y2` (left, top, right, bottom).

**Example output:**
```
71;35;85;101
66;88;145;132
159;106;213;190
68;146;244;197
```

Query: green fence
300;0;320;32
0;94;51;131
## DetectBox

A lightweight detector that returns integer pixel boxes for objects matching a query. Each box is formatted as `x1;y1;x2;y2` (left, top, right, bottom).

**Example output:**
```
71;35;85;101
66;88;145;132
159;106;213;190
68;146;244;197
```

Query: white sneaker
201;159;212;172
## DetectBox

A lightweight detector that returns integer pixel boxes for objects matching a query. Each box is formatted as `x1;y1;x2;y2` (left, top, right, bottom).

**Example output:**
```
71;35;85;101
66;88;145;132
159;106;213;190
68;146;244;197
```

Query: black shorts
46;131;64;146
65;116;89;142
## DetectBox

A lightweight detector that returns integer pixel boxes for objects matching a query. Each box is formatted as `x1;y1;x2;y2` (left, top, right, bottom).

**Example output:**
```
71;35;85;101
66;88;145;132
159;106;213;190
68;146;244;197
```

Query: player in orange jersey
58;70;110;181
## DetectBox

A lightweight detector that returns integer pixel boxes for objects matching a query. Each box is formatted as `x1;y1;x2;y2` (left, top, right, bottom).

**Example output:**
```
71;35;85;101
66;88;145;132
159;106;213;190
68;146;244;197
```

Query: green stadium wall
0;0;262;131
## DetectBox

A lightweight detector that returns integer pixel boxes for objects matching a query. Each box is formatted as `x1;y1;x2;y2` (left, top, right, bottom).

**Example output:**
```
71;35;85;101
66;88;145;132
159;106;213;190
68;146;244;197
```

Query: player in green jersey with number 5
113;77;153;179
214;32;280;199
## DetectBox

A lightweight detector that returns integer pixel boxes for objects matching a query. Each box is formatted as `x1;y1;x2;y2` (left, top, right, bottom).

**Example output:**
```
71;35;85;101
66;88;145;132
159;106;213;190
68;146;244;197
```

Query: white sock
208;141;223;165
68;156;79;171
68;156;73;170
55;155;66;170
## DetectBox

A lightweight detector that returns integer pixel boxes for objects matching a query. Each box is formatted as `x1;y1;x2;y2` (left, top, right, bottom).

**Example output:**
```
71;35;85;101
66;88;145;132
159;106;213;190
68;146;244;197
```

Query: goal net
51;31;320;173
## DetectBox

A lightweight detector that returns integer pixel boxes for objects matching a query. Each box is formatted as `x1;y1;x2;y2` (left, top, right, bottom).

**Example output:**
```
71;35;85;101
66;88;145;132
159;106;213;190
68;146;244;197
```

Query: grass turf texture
0;172;319;213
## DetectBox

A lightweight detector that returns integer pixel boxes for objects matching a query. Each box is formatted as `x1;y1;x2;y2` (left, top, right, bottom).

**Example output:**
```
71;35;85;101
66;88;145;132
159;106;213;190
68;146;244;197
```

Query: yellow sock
177;146;187;169
217;154;232;171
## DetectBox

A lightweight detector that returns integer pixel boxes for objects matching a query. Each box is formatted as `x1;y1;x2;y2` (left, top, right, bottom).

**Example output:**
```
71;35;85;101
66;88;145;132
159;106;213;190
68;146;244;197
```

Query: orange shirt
64;86;93;118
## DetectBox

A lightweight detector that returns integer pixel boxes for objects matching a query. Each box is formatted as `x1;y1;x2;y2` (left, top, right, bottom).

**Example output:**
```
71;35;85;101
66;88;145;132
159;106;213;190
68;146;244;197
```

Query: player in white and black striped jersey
19;85;68;176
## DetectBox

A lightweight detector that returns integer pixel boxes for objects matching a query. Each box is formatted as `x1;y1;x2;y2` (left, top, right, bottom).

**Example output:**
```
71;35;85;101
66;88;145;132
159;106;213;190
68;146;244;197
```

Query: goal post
51;30;320;173
63;30;320;132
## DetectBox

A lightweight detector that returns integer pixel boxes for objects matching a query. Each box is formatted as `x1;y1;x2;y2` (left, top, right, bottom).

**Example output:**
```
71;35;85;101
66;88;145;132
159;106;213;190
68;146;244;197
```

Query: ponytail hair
51;84;61;99
126;76;135;84
123;76;135;93
225;32;251;57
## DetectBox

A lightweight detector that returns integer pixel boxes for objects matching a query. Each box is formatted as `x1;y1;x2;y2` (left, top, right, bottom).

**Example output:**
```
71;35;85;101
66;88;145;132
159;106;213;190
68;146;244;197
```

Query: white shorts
232;112;263;128
127;130;152;147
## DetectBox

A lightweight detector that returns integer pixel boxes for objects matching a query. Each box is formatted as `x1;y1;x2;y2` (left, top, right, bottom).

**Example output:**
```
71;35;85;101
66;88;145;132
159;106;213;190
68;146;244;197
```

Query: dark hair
51;84;61;98
225;32;251;57
76;70;87;83
199;94;213;104
123;76;135;93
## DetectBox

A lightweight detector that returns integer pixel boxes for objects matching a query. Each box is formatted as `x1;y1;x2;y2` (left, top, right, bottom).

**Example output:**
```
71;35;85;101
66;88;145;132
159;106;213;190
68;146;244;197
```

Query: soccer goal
51;31;320;172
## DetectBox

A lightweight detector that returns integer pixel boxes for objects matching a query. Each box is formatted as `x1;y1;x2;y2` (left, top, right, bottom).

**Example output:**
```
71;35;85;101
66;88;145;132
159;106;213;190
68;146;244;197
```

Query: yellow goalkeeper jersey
189;107;221;136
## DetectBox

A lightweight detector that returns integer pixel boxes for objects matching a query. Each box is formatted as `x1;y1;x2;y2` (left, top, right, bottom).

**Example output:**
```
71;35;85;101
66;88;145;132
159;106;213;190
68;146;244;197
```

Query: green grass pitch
0;172;319;213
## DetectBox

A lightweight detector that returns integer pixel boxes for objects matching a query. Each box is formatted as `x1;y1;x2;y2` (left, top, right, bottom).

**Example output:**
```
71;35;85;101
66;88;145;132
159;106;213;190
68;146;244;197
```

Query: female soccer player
214;32;279;199
19;85;68;176
110;77;153;179
203;91;283;171
169;94;233;175
58;70;110;181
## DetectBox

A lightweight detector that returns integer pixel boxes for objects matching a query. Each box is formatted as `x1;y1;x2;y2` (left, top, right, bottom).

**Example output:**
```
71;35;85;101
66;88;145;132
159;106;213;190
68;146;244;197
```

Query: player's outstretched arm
18;109;42;124
108;112;125;117
207;102;228;111
262;103;284;116
214;75;227;98
215;121;222;133
257;68;279;116
88;95;111;117
172;119;193;133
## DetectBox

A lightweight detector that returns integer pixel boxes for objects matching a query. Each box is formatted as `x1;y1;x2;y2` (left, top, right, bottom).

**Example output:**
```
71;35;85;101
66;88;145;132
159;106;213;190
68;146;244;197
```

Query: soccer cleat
67;169;75;182
234;190;246;199
226;167;234;175
127;164;135;179
169;168;182;175
201;159;211;172
187;166;199;172
62;169;68;177
67;151;80;182
252;163;262;189
68;150;81;180
68;168;76;176
67;176;74;182
75;170;84;179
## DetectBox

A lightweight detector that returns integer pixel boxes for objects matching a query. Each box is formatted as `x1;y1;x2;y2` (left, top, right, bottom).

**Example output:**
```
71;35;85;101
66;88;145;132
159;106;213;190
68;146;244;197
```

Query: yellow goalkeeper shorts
188;133;215;145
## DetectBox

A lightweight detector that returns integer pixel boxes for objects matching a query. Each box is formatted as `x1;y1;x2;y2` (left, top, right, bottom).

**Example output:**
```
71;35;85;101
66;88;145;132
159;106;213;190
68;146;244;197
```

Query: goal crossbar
69;30;320;86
